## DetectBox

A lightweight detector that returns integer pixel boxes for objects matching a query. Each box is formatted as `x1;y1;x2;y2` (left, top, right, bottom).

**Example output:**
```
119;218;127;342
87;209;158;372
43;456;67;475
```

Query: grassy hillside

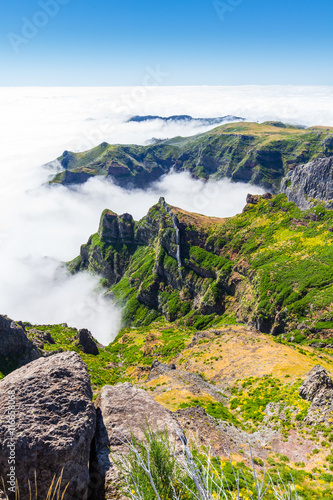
50;122;333;191
69;194;333;341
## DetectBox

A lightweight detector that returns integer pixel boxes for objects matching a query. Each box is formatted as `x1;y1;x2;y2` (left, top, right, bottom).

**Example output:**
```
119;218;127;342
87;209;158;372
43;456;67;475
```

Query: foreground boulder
299;365;333;424
90;382;183;499
281;157;333;210
0;315;41;374
0;351;96;500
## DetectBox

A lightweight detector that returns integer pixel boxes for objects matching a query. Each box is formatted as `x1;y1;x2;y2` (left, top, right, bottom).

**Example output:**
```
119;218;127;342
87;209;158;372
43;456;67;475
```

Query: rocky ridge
49;122;333;192
69;197;233;328
127;114;245;125
69;191;333;337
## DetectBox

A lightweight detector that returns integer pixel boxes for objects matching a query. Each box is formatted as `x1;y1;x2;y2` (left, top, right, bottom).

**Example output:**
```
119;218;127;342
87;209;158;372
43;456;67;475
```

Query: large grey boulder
280;157;333;210
90;382;183;499
299;365;333;424
0;315;41;373
0;351;96;500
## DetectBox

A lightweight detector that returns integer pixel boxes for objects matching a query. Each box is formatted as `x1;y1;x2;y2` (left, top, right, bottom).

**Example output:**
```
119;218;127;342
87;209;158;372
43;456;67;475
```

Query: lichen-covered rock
0;315;41;374
90;382;183;499
280;157;333;210
0;351;96;500
76;328;99;355
299;365;333;424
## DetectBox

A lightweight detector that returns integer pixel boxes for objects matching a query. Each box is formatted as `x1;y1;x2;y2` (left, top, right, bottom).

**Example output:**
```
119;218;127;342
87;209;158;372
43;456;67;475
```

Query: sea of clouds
0;85;332;344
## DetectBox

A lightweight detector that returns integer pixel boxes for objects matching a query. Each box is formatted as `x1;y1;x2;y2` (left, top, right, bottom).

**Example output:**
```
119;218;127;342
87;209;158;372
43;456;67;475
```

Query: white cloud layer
0;85;332;343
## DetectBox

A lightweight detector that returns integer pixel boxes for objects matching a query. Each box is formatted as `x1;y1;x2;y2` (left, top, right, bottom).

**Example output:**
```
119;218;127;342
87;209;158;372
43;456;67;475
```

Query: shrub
114;425;301;500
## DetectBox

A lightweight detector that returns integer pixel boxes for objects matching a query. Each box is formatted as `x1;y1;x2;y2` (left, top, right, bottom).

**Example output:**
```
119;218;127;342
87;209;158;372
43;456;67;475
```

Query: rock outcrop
98;210;135;246
243;192;272;210
0;351;96;500
280;157;333;209
299;365;333;424
0;315;41;374
68;198;232;327
76;328;99;355
90;382;183;499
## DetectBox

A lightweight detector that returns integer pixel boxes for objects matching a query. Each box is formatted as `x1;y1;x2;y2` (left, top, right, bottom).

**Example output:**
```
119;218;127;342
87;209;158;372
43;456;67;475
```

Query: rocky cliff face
280;157;333;209
69;197;233;328
0;351;96;500
69;191;333;336
0;315;41;375
299;365;333;424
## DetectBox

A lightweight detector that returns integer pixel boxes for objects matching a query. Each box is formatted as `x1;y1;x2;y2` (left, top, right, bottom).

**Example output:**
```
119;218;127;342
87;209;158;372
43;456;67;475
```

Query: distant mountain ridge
49;121;333;192
127;114;245;125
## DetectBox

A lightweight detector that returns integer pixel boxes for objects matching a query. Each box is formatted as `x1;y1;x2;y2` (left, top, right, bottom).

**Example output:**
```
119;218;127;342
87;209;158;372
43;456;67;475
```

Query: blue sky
1;0;332;86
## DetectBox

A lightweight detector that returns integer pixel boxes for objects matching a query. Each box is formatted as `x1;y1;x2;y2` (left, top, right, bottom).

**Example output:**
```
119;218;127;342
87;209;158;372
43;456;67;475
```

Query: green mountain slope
50;122;333;191
69;193;333;340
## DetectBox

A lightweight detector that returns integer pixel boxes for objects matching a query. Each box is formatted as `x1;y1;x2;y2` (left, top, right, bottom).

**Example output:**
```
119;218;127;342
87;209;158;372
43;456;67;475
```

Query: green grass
230;375;310;430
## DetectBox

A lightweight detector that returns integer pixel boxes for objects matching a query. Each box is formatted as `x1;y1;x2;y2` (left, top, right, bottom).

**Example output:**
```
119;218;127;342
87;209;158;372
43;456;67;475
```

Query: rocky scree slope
69;193;333;337
49;122;333;192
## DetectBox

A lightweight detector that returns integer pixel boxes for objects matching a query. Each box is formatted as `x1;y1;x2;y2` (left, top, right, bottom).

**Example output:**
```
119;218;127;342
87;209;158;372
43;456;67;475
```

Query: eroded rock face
98;210;135;246
299;365;333;424
280;157;333;210
0;315;41;374
91;383;183;499
0;351;96;500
